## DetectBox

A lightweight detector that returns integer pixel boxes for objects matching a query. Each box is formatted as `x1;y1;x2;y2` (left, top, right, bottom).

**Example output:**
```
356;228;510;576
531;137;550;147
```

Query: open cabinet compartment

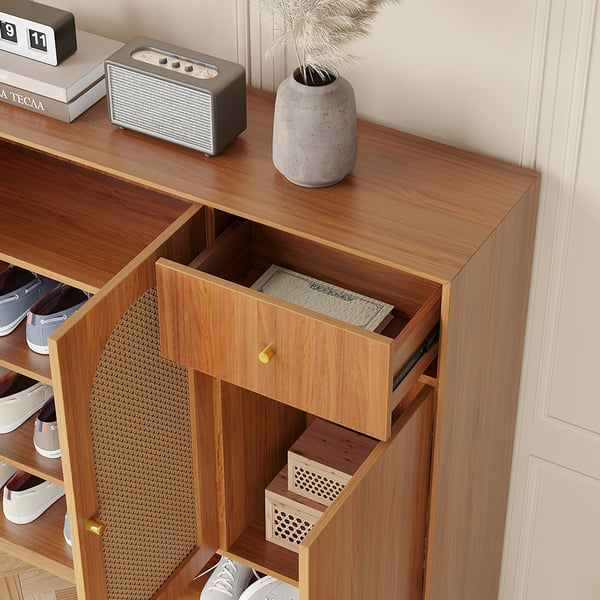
157;219;441;441
198;377;434;599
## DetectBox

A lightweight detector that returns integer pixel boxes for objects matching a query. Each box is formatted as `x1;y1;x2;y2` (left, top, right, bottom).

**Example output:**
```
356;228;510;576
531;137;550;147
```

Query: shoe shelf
0;495;74;584
0;117;195;592
0;414;63;484
0;320;53;385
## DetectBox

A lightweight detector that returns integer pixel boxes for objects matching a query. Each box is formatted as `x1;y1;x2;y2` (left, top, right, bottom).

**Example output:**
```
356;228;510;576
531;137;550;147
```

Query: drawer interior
190;219;440;343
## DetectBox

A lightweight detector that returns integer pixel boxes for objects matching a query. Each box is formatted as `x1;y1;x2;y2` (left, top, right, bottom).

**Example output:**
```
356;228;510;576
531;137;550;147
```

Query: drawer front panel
157;261;394;439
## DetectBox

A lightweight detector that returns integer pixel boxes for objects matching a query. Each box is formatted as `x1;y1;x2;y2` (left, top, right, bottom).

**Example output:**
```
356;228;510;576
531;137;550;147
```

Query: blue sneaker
0;265;58;336
26;284;91;354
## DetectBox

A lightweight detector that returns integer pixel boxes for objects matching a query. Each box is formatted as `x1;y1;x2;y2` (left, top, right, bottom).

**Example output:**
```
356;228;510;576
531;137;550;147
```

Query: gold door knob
85;519;106;536
258;345;275;364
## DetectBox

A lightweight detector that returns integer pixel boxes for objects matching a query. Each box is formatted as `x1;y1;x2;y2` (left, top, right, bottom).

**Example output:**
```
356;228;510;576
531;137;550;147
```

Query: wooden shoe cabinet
0;87;539;600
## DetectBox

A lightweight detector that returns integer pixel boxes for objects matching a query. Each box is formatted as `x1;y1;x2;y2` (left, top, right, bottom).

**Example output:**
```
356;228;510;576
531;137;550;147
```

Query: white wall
39;1;600;598
47;0;243;63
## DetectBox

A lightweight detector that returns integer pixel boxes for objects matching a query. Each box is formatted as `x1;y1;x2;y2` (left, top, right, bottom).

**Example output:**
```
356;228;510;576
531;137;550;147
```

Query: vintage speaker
105;36;246;156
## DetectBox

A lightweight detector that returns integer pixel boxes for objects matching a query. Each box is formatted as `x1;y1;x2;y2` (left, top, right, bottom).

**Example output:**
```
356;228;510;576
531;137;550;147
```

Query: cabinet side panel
300;386;434;600
426;182;539;600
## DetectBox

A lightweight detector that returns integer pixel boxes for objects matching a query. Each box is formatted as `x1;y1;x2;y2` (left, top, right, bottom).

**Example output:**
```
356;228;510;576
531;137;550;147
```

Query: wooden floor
0;552;211;599
0;553;77;599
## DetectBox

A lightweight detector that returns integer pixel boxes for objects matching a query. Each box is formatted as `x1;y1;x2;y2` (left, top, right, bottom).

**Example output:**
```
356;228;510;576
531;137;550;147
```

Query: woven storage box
265;466;326;553
287;418;377;506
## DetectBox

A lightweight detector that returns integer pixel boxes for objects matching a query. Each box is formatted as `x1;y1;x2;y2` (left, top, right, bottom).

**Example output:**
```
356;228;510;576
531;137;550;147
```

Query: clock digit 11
0;20;18;42
28;28;48;52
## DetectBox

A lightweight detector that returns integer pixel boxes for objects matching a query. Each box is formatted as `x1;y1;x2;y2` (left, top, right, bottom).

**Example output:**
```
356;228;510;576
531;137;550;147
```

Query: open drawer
156;219;440;440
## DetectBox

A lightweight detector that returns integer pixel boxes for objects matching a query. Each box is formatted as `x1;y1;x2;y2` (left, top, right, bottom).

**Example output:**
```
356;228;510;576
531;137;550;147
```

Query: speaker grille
90;287;196;600
107;64;214;154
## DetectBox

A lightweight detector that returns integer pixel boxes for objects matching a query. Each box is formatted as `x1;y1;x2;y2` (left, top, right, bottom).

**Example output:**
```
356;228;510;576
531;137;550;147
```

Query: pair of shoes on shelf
3;469;64;524
0;264;91;354
26;283;91;355
0;367;53;434
201;557;298;600
0;265;58;336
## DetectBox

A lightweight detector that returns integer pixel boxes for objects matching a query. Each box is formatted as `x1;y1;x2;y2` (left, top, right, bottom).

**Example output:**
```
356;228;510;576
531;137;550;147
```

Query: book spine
0;82;71;121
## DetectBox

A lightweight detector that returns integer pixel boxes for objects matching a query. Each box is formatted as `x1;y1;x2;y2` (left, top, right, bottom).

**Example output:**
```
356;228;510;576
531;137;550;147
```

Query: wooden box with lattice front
287;419;378;506
265;466;326;553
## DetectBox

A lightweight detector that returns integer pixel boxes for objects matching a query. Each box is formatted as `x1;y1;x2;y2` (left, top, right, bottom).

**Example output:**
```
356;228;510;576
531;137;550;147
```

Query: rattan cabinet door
49;206;209;600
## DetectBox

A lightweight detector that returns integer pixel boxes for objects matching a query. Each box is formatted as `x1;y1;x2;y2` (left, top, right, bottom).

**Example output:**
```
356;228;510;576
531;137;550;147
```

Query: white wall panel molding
519;0;551;168
236;0;250;78
241;0;285;90
500;0;599;598
519;0;596;433
510;457;600;599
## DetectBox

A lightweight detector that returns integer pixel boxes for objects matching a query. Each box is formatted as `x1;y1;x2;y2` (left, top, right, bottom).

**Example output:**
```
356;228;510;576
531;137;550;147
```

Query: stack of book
0;30;122;122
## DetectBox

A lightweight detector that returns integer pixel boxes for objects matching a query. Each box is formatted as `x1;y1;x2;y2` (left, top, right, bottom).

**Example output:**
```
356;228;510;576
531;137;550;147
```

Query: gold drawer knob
85;519;106;536
258;345;275;364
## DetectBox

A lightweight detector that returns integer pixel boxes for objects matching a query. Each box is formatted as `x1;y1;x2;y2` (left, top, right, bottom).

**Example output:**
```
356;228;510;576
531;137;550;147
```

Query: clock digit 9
0;19;17;42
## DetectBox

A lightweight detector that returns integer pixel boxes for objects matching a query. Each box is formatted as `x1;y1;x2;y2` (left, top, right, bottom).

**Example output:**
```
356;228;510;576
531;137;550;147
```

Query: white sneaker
201;556;253;600
0;461;18;488
238;577;298;600
0;368;53;434
3;470;65;524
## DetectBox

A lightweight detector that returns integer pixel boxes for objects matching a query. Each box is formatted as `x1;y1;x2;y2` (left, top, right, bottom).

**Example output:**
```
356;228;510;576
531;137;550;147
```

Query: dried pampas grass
262;0;401;84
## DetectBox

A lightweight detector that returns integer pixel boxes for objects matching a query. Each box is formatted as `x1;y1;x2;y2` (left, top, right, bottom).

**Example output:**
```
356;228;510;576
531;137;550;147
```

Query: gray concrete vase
272;69;357;188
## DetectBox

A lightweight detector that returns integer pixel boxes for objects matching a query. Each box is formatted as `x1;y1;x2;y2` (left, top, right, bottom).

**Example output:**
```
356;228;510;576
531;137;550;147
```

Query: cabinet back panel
218;383;306;549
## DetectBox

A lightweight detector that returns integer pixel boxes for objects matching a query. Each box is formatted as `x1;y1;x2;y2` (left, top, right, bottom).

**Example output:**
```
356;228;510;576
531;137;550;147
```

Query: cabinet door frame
49;206;206;599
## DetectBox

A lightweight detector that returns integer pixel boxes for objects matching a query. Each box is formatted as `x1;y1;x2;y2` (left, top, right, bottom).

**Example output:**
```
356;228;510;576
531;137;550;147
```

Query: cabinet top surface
0;87;539;283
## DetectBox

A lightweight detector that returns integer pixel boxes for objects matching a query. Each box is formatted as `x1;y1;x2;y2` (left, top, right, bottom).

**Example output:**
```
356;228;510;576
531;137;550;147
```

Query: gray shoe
0;265;58;336
201;557;253;600
34;396;60;458
26;284;91;354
